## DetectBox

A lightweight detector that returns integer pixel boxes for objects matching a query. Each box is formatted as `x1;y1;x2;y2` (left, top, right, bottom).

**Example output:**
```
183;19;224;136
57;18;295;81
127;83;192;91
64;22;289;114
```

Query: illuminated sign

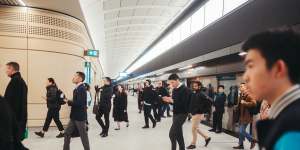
84;49;99;57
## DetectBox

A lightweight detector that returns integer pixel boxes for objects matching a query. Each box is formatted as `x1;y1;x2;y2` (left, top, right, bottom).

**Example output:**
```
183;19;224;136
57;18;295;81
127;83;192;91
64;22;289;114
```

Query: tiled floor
24;96;258;150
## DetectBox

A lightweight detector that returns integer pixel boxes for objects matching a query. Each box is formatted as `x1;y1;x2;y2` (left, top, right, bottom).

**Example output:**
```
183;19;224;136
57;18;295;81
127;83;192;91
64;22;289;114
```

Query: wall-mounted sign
217;74;236;81
84;49;99;57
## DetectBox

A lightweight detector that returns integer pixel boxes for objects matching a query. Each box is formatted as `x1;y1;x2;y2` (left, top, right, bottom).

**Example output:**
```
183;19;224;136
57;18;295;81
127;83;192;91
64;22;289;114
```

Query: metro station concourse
0;0;300;150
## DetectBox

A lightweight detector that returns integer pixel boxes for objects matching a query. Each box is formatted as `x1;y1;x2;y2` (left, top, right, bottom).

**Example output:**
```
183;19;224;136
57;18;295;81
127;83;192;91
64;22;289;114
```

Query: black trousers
43;107;64;131
144;105;155;126
0;140;29;150
96;106;111;133
212;111;224;131
169;114;188;150
153;103;162;121
138;98;143;111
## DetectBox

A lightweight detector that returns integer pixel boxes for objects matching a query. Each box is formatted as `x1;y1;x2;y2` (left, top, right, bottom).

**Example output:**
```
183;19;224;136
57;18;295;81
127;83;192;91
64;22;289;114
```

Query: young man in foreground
242;28;300;150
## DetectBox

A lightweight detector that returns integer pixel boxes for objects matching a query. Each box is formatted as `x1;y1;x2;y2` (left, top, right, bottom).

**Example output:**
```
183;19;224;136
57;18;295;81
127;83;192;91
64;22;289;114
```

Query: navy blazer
69;84;87;121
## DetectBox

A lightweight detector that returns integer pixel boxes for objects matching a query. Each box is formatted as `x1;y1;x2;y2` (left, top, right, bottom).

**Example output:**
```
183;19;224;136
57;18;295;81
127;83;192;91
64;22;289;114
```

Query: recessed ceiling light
238;52;247;56
17;0;26;6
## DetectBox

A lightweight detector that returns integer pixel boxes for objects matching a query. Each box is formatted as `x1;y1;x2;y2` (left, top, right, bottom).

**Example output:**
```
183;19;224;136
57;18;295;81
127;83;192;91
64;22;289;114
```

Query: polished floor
24;95;257;150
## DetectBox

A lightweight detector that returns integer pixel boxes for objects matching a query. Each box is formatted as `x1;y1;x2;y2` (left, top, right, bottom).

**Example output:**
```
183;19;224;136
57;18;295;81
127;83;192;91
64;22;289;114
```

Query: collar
10;72;21;78
76;82;84;89
269;84;300;119
176;83;182;89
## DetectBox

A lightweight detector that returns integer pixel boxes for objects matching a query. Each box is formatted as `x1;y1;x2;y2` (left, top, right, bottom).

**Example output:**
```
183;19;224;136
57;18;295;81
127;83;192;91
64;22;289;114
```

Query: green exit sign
84;49;99;57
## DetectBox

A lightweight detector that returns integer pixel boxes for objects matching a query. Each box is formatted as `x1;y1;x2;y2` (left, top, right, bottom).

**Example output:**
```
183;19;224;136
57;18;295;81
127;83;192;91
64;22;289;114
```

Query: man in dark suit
4;62;28;150
63;72;90;150
209;85;226;133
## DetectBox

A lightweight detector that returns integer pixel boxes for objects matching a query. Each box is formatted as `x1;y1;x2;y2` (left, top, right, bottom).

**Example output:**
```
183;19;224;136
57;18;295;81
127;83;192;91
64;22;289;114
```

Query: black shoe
167;115;172;117
142;125;149;129
233;145;244;149
208;129;216;132
139;110;142;114
100;131;105;136
186;145;196;149
153;122;157;128
215;130;222;134
205;137;211;147
161;115;166;118
35;131;44;138
114;128;120;130
56;132;64;138
101;133;108;138
126;123;129;127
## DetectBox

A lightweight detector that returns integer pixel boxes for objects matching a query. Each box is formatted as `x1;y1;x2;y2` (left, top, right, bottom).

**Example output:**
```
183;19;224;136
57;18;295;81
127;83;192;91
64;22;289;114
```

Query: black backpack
56;89;66;105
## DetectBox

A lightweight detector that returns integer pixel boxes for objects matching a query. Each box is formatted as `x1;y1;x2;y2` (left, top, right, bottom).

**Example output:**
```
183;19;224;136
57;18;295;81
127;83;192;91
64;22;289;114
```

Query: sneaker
186;145;196;149
205;137;211;147
233;145;244;149
34;131;44;138
56;133;64;138
142;125;149;129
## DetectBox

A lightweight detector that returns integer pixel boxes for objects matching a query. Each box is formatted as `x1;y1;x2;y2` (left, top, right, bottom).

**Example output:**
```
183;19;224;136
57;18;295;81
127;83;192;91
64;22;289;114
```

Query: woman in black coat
113;85;129;130
35;78;64;138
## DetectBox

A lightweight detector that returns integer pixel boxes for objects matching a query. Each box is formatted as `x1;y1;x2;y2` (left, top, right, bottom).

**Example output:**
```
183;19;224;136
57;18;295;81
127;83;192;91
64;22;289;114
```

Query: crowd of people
0;28;299;150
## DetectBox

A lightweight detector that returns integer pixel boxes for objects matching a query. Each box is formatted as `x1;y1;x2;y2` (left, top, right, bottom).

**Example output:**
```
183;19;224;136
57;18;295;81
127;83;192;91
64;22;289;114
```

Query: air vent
0;0;19;6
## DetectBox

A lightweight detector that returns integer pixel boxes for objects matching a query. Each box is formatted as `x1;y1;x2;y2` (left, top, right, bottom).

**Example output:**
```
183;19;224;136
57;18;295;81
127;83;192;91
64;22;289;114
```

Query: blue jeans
239;123;253;146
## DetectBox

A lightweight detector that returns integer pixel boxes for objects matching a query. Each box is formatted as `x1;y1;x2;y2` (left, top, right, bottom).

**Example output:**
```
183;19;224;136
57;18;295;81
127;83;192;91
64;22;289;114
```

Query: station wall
0;6;103;127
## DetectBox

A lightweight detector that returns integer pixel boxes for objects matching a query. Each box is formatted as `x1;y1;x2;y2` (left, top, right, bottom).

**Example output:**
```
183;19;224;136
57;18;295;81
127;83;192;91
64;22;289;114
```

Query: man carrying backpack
35;78;65;138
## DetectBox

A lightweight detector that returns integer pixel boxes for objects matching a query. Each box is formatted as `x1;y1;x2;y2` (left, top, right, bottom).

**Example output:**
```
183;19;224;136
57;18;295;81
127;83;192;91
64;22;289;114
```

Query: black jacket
156;87;170;104
68;83;87;121
142;85;157;105
0;96;15;142
46;85;59;109
172;85;192;115
113;92;128;121
213;92;226;112
99;85;113;108
189;90;212;115
257;98;300;150
4;72;28;139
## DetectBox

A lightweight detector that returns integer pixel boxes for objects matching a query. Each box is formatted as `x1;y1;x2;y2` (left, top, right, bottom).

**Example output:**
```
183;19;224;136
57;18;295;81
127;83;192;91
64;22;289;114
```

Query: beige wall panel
0;36;27;49
0;48;28;94
28;38;84;56
27;50;84;103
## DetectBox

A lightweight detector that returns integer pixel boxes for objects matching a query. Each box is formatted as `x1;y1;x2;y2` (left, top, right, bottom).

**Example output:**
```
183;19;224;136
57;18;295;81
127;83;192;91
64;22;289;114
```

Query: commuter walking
4;62;28;149
242;29;300;150
95;77;113;137
233;83;256;149
137;83;143;113
63;72;90;150
209;85;226;133
113;85;129;130
156;81;172;118
142;80;157;129
35;78;64;138
163;74;192;150
153;82;162;122
187;81;211;149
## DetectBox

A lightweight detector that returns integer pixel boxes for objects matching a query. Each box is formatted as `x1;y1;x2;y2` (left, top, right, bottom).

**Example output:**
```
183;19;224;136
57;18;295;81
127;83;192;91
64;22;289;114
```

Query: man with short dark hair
141;79;157;129
63;72;90;150
163;74;192;150
96;77;113;137
209;85;226;134
242;29;300;149
4;62;28;149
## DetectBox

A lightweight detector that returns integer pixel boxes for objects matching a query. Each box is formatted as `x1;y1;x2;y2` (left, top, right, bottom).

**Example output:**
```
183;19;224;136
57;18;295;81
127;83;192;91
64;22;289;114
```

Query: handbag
93;92;99;115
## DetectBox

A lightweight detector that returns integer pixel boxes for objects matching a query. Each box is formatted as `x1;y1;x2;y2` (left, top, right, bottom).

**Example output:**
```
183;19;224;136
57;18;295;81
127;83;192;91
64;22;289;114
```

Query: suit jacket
4;72;28;139
69;83;87;121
